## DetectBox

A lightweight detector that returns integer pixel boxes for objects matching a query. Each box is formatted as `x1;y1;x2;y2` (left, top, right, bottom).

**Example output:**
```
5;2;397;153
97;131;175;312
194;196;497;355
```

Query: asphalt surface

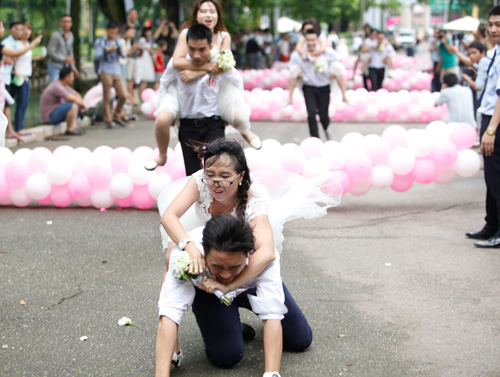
1;118;499;377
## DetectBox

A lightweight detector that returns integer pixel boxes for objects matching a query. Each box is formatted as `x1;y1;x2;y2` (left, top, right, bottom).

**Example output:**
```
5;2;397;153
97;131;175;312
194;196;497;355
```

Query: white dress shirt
478;46;500;116
289;47;339;87
157;226;286;325
158;59;241;119
366;39;395;69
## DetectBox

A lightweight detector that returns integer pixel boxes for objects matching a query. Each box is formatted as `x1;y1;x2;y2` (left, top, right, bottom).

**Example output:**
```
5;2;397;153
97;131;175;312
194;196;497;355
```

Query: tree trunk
159;0;180;27
97;0;126;25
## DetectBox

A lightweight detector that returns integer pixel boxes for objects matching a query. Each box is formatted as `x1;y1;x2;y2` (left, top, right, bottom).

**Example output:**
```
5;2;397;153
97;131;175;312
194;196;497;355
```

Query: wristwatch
486;127;496;136
178;238;193;250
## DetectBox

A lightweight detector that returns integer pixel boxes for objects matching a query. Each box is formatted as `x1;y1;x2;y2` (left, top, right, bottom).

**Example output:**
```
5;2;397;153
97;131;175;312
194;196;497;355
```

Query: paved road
1;119;499;377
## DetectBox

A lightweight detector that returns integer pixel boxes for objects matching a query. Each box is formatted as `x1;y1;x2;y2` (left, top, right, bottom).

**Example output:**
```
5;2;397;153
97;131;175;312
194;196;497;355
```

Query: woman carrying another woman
145;0;262;171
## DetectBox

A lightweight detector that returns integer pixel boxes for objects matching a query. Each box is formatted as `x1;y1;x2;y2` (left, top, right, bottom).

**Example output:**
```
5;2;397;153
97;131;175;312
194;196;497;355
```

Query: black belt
180;115;222;127
303;84;330;90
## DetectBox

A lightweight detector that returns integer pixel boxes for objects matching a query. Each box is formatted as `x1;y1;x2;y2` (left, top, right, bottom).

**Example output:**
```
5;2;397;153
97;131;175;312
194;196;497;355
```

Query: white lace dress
158;169;342;253
156;29;251;135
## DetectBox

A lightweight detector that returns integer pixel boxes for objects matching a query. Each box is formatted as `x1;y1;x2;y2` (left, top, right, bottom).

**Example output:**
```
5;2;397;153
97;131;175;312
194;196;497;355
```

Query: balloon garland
0;122;480;209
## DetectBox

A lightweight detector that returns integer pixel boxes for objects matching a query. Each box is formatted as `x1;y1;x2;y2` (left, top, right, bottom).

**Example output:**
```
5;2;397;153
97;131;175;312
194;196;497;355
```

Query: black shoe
105;122;113;129
241;323;256;341
466;229;495;240
474;236;500;248
113;118;128;127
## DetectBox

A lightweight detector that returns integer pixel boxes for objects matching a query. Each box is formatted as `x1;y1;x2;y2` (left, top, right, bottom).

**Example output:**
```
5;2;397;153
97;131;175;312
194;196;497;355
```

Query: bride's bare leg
284;76;298;105
146;109;174;170
233;112;262;149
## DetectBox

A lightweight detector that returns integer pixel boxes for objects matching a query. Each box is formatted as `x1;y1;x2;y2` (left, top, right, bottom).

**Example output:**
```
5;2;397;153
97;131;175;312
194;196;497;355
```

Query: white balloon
46;158;73;185
407;129;433;158
14;148;32;164
303;157;329;178
25;173;52;200
454;150;481;177
371;165;394;189
341;132;364;151
72;147;93;174
389;147;416;175
74;196;92;207
10;186;32;207
91;188;114;209
128;159;154;185
0;147;14;162
141;101;153;116
148;173;172;200
109;173;134;198
93;146;114;160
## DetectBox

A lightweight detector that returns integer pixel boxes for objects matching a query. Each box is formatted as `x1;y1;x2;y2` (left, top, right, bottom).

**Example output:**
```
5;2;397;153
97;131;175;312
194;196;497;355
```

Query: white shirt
157;226;286;325
15;41;32;77
435;84;476;127
158;60;242;119
290;47;339;87
478;46;500;116
366;39;395;68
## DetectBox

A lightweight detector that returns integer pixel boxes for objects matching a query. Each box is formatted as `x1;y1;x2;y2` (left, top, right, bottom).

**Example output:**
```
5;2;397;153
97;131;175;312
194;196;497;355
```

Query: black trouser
303;84;330;138
179;116;225;176
368;67;385;92
431;61;442;93
480;115;500;236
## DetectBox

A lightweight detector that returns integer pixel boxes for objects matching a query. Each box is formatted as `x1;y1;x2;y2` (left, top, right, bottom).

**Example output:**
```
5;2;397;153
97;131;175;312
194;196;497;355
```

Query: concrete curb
5;117;92;148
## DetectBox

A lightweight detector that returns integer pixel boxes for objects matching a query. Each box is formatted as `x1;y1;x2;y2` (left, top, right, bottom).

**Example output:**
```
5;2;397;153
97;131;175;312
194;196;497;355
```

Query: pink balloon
29;147;52;173
431;140;458;167
141;88;155;102
345;154;373;181
364;136;391;165
435;166;455;184
449;123;477;150
37;196;52;205
110;147;133;173
68;174;92;198
344;106;356;120
349;179;371;196
279;144;306;174
387;107;399;120
337;170;351;195
381;125;408;149
50;184;73;207
0;175;9;197
115;194;134;208
411;158;438;184
300;137;324;159
391;173;413;193
377;110;389;122
132;184;156;209
5;159;30;187
87;160;113;188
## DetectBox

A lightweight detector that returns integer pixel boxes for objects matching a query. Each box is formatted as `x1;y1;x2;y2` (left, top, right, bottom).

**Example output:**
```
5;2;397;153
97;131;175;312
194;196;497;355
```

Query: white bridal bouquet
215;50;236;71
172;251;233;306
314;59;326;73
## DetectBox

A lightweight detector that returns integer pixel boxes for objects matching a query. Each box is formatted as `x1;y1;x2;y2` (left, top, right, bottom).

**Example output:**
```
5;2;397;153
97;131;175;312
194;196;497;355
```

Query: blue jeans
49;101;74;124
14;79;30;132
191;283;312;368
47;64;60;83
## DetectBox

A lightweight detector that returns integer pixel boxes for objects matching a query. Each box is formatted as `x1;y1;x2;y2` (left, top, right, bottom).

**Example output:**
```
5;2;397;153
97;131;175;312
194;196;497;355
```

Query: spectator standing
39;67;86;135
253;29;266;69
47;14;78;83
94;22;128;129
434;73;476;126
243;28;258;69
137;27;156;94
0;20;42;141
120;8;140;35
263;28;274;68
437;30;459;84
327;27;339;49
466;5;500;249
430;27;442;92
13;22;43;134
153;41;166;90
119;26;139;105
276;33;292;62
154;19;179;67
461;42;489;94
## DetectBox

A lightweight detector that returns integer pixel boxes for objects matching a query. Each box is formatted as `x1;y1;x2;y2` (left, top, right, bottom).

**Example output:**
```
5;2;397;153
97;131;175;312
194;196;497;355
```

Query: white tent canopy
443;16;480;32
277;17;302;33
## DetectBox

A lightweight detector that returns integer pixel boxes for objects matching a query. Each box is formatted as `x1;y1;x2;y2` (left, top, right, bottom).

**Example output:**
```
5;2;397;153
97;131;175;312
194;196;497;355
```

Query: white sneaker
325;127;334;140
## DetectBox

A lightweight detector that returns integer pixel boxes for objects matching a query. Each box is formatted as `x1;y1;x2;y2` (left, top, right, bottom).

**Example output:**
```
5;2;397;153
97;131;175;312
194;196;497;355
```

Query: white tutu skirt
155;74;251;135
157;170;342;253
329;61;346;77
